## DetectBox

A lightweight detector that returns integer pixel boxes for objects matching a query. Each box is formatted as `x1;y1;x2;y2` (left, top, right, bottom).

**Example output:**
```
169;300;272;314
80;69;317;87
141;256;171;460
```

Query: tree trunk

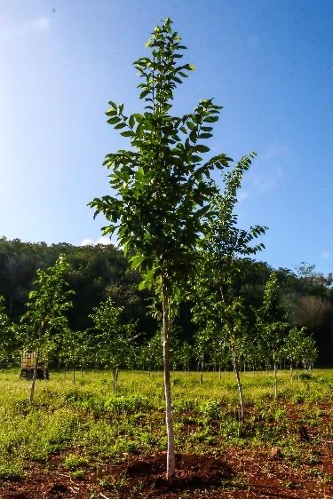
274;362;278;398
112;367;119;395
232;352;245;421
162;283;175;482
200;359;204;385
29;350;39;404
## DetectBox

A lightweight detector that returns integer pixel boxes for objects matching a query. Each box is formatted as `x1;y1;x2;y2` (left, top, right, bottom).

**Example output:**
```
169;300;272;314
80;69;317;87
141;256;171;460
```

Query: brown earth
0;409;332;499
0;444;331;499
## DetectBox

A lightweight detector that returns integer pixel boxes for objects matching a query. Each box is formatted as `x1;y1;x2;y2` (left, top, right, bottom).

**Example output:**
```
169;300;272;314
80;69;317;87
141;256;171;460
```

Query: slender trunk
219;366;222;380
162;283;175;482
232;351;245;421
235;368;245;420
112;367;119;395
200;359;204;385
274;362;278;398
29;350;39;404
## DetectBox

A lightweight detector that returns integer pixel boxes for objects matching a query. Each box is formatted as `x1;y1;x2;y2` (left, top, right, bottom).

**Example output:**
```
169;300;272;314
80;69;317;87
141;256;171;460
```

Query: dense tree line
0;236;332;368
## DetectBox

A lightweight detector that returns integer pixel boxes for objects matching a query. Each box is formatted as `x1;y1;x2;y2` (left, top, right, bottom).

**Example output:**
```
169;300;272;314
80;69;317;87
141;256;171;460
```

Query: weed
292;394;305;404
200;400;221;421
104;472;129;491
63;453;88;470
0;457;23;480
104;394;149;414
284;480;300;489
299;372;312;381
71;469;86;479
174;397;199;412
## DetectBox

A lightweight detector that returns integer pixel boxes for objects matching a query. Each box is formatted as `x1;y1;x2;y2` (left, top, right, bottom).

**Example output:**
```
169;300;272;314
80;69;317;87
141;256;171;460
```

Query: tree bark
112;367;119;395
200;359;204;385
162;282;175;481
29;350;39;404
274;361;278;398
232;353;245;421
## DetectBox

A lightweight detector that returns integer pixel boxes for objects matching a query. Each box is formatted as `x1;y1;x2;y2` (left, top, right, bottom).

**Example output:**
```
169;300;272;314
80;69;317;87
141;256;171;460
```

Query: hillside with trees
0;236;332;370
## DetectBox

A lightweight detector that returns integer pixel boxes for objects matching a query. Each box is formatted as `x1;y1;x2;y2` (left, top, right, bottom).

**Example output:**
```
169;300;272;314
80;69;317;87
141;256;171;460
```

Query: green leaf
194;144;210;153
114;122;126;130
107;116;121;125
120;130;134;138
203;116;219;123
129;254;146;269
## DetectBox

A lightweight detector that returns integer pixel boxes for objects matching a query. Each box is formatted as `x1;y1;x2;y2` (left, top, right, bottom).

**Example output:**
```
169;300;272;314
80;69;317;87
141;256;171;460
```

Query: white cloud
0;17;51;40
80;236;114;247
96;236;113;246
80;238;94;246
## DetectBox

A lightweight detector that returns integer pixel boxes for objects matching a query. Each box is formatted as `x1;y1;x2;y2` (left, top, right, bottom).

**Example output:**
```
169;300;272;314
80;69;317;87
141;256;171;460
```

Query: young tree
89;18;230;480
256;272;290;397
283;326;318;376
193;327;212;384
88;297;138;394
20;255;74;403
139;330;163;375
59;328;89;382
192;155;267;419
176;341;193;372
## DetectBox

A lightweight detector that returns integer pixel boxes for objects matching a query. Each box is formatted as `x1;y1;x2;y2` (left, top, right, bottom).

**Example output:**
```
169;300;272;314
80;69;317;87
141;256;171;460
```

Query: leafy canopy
20;255;74;353
191;155;267;367
89;18;231;293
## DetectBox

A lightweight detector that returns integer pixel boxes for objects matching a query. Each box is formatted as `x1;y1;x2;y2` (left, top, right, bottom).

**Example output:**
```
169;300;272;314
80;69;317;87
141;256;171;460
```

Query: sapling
89;18;230;479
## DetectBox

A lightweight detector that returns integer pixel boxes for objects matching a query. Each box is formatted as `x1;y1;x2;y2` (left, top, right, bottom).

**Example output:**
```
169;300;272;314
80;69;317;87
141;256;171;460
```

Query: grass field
0;368;332;498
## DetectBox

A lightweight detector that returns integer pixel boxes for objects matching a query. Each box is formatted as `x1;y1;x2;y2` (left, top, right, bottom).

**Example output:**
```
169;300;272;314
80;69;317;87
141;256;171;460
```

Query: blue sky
0;0;332;275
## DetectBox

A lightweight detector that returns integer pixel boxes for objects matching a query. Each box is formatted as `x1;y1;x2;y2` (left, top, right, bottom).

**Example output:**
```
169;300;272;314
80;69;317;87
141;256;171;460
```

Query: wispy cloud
257;145;290;162
251;167;283;194
321;250;332;261
248;144;289;194
0;17;51;40
237;190;249;203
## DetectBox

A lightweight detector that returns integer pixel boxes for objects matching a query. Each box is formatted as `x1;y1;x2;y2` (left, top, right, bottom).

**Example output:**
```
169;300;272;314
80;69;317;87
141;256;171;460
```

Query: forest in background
0;236;332;368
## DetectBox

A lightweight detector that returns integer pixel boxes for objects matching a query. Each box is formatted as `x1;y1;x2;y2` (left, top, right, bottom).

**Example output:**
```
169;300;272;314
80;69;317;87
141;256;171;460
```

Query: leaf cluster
89;18;230;294
20;256;74;352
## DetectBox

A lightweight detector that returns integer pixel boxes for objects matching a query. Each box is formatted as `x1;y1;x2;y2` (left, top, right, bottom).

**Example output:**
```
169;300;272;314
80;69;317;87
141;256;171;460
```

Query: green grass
0;368;331;478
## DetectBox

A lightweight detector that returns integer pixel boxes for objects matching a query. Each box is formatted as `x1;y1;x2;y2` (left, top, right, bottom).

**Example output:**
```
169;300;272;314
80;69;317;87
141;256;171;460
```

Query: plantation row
0;253;321;409
0;258;319;376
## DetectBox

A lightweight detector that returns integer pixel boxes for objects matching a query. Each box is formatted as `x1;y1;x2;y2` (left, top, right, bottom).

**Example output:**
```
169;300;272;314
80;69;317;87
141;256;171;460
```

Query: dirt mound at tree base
123;452;234;493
